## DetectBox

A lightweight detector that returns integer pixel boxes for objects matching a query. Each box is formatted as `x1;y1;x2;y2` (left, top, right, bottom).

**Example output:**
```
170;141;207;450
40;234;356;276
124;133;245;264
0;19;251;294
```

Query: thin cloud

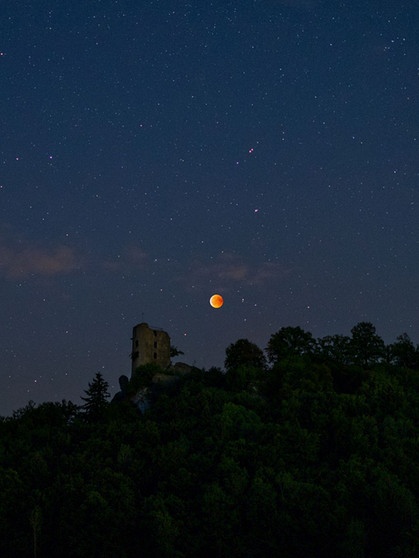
181;252;291;288
0;241;81;279
102;246;149;272
252;261;289;285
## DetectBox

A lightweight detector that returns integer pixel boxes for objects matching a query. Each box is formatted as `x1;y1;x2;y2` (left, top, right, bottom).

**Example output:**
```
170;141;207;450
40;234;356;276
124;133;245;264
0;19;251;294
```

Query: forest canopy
0;321;418;557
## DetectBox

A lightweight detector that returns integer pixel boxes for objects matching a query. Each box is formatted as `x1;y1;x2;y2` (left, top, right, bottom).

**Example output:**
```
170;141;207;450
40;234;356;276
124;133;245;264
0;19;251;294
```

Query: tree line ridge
0;320;418;557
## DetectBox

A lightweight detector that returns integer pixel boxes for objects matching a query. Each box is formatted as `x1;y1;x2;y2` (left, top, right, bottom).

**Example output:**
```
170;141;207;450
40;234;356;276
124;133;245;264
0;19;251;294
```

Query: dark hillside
1;324;418;557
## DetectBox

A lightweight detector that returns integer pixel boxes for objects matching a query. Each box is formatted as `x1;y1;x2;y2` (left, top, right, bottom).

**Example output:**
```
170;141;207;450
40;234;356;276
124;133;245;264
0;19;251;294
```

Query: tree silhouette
349;322;385;367
81;372;110;421
170;345;184;359
389;333;418;369
317;334;351;364
224;339;266;372
2;321;419;557
266;326;315;363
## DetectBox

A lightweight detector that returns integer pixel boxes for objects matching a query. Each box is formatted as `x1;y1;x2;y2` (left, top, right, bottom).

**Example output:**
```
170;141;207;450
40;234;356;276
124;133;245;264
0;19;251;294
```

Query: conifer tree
81;372;110;420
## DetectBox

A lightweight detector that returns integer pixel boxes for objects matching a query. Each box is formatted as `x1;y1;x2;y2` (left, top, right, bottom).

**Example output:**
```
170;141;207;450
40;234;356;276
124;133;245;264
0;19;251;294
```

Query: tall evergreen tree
81;372;110;421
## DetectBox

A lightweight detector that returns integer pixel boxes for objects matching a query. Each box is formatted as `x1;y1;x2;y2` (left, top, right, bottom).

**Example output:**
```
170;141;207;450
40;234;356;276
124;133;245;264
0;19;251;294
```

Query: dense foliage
1;323;418;557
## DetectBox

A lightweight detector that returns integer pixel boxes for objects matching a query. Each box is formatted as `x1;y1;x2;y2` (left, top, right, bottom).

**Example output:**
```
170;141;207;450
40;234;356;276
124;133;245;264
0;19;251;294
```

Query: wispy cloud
181;252;291;289
102;246;149;272
0;224;152;280
0;240;81;279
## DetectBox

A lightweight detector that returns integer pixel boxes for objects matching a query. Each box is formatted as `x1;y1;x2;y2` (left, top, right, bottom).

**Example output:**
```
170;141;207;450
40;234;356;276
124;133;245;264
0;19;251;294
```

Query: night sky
1;0;418;416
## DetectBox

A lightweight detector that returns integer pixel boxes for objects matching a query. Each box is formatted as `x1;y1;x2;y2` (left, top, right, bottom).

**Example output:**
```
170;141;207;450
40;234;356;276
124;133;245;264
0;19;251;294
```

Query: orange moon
209;294;224;308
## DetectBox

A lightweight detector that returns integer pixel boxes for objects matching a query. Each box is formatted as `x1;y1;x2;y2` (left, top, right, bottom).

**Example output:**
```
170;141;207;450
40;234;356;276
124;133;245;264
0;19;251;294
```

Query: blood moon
209;294;224;309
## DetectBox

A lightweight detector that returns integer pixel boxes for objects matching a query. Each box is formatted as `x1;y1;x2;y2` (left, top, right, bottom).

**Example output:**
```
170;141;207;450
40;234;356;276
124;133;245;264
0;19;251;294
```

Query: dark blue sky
1;0;418;415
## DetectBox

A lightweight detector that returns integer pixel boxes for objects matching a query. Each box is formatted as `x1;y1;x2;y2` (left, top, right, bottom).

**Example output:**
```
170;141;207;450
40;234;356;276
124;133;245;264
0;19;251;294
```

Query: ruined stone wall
131;322;170;375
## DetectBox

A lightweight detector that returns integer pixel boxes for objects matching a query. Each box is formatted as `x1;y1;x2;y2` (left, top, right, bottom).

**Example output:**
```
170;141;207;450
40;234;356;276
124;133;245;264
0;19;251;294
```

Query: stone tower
131;322;171;375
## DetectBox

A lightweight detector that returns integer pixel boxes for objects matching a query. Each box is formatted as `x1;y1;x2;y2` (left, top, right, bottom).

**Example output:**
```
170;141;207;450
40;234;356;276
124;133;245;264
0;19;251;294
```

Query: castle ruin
130;322;171;375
